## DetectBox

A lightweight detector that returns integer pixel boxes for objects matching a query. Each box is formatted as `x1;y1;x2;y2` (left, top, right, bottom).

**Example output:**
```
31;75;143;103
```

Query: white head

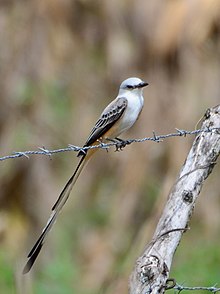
119;77;148;95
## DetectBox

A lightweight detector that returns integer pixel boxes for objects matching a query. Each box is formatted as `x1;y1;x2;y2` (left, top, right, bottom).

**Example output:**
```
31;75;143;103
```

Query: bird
23;77;148;274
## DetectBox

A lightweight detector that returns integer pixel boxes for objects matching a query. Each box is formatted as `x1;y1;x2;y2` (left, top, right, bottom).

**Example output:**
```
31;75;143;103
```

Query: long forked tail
23;150;94;274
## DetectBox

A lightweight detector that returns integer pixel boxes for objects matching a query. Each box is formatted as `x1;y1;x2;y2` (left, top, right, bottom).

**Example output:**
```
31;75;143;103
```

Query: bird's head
119;77;148;95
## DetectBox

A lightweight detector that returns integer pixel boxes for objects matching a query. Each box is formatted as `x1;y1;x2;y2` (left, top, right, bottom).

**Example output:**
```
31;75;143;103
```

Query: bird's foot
106;137;131;152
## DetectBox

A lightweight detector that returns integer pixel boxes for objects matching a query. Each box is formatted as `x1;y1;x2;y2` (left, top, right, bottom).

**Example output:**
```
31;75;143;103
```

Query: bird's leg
106;137;131;152
115;137;132;150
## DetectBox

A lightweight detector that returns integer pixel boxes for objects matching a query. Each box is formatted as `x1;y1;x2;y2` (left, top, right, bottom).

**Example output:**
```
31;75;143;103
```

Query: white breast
117;91;144;136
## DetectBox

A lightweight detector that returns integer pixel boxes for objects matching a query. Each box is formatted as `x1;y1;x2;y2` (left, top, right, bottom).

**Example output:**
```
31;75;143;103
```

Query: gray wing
84;97;128;147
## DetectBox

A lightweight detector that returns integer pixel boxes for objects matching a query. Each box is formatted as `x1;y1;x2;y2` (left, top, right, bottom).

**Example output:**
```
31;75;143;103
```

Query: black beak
137;81;149;88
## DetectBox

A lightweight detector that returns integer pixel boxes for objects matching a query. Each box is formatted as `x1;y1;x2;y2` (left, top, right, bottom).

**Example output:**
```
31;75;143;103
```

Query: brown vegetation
0;0;219;293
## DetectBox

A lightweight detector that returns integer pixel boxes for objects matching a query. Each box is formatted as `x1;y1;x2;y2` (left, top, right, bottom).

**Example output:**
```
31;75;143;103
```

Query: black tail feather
23;155;86;274
23;242;43;274
52;154;85;211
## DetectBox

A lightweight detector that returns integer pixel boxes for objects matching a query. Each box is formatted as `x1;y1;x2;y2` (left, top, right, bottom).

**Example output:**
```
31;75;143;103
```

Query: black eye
126;85;134;89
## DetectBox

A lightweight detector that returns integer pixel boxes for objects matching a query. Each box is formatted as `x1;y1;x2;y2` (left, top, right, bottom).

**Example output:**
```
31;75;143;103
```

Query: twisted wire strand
0;127;219;162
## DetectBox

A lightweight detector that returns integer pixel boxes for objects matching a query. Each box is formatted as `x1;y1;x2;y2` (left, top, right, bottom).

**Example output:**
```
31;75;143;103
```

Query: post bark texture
129;105;220;294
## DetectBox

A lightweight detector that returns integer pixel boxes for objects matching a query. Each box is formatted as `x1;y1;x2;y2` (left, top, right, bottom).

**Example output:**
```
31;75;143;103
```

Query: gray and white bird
23;77;148;274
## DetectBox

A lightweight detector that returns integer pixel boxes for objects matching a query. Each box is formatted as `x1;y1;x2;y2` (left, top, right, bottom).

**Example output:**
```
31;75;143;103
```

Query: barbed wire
165;279;220;293
173;282;220;293
0;127;219;162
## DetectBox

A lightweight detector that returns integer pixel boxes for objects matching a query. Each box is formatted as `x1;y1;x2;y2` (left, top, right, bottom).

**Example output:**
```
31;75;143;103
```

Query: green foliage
0;252;14;294
171;236;220;288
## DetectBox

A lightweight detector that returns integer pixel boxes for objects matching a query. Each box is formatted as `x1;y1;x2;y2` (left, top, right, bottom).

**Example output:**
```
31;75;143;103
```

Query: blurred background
0;0;220;293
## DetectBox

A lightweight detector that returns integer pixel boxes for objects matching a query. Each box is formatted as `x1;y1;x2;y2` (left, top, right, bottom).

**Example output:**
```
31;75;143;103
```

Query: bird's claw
114;140;127;152
106;137;130;152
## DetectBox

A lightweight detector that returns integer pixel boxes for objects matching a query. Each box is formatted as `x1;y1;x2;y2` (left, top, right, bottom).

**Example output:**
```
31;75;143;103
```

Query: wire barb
152;130;162;142
0;127;219;162
68;144;81;152
38;147;52;158
175;128;187;137
13;151;30;159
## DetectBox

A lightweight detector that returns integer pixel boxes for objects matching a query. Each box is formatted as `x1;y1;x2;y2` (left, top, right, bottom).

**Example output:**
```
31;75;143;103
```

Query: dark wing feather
78;97;127;156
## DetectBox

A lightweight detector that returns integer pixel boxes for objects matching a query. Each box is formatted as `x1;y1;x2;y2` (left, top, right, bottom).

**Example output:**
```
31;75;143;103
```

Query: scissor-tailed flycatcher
23;77;148;274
